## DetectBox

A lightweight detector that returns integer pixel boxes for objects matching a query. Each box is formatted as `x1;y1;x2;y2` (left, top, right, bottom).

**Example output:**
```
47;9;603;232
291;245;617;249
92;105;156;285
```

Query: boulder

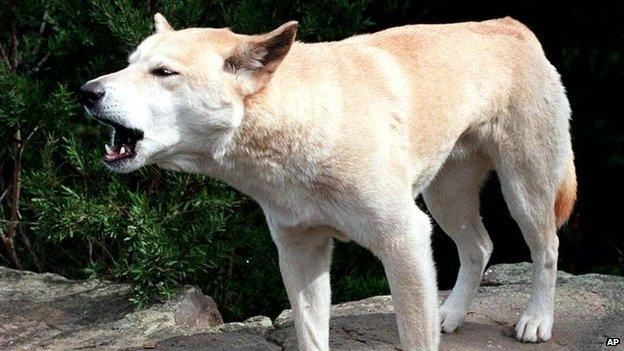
0;267;222;350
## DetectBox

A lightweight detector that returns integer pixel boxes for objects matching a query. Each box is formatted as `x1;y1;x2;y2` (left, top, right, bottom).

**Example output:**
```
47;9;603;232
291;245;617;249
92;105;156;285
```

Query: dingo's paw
515;313;553;343
439;304;466;333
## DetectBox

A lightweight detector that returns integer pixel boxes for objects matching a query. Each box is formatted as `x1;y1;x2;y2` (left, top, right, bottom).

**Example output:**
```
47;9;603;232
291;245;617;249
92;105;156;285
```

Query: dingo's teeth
120;146;126;154
105;144;113;154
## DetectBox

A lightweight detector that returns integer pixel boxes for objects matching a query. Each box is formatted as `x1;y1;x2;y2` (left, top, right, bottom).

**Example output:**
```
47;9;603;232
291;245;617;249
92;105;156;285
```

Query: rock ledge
1;263;622;350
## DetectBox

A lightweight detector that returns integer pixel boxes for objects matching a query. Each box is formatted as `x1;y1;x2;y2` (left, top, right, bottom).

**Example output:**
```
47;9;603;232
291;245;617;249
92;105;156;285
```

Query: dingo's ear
224;21;298;95
154;13;173;33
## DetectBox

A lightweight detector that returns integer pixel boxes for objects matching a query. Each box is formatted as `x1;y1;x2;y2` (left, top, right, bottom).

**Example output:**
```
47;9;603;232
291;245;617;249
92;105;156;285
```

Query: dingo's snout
79;81;105;109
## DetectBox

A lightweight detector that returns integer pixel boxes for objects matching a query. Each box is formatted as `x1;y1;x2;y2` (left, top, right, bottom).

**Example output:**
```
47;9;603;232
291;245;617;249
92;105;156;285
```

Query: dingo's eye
151;67;178;77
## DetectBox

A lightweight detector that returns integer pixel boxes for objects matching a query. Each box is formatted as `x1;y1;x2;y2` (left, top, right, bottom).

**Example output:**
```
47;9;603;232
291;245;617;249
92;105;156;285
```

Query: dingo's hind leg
493;83;575;342
423;156;493;333
495;151;561;343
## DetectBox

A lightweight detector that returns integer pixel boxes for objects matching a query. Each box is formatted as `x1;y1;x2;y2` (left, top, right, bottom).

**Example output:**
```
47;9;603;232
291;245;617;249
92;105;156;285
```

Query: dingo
80;14;576;350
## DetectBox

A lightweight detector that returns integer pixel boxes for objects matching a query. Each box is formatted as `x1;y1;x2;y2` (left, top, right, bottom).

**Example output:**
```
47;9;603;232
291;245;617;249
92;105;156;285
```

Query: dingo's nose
79;81;105;108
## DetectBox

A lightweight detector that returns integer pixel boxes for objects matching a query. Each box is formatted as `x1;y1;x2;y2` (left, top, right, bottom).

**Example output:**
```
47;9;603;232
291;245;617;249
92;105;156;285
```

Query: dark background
1;0;622;321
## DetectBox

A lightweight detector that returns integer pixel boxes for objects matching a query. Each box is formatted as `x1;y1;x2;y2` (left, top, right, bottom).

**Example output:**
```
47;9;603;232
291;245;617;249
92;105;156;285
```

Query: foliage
0;0;622;321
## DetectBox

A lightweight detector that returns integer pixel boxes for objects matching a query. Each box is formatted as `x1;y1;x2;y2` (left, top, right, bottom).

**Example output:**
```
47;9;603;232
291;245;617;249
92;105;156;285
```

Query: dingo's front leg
268;221;333;351
356;204;440;350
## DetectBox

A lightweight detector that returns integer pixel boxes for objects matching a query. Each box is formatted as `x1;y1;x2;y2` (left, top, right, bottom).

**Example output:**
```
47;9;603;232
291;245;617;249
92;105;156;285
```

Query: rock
1;263;623;350
481;262;574;286
137;316;278;351
274;295;395;328
131;332;282;351
219;315;274;334
174;288;223;328
271;264;624;351
0;267;222;350
142;340;157;349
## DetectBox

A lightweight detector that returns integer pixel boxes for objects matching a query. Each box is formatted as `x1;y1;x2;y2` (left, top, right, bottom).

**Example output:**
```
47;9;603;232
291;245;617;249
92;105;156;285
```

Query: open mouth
101;121;144;163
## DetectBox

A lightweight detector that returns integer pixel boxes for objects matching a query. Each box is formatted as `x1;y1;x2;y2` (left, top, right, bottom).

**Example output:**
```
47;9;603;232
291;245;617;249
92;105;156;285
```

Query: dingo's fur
82;14;576;350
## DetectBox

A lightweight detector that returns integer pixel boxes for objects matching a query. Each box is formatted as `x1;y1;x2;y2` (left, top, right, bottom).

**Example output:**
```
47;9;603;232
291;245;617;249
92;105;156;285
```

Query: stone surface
174;289;223;328
219;315;274;334
1;263;623;350
481;262;574;286
0;267;222;350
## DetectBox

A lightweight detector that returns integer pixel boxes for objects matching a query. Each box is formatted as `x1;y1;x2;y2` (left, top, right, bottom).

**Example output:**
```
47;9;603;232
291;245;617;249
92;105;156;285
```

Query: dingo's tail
555;155;577;229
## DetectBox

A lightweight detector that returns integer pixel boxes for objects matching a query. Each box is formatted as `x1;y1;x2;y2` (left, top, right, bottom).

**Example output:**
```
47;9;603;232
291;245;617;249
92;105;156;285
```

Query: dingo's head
80;14;297;173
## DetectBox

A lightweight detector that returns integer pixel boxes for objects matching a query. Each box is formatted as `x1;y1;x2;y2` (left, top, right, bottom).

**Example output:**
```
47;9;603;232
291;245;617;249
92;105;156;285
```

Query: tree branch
29;53;50;74
147;0;157;13
29;11;50;74
0;187;10;204
1;129;22;268
9;0;18;69
18;224;42;272
0;43;10;68
38;11;49;36
23;124;41;145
